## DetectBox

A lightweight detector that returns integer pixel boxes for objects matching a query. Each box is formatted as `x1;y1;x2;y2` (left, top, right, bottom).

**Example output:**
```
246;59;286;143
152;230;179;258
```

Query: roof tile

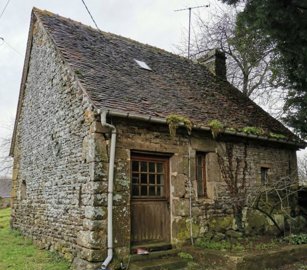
34;8;297;140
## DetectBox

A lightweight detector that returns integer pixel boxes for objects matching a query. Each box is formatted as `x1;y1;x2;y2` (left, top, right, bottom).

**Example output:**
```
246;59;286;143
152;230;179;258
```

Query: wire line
81;0;100;31
0;0;11;20
0;37;22;56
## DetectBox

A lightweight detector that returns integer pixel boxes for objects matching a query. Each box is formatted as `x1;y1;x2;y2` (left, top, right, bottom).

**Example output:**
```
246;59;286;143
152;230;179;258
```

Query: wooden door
131;155;170;245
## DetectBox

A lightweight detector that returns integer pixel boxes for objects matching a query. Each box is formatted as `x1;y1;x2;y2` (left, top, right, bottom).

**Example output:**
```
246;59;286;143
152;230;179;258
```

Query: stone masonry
11;20;107;270
109;118;298;252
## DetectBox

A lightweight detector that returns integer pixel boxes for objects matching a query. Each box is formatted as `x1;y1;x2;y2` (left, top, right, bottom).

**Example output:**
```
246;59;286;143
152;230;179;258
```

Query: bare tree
216;142;249;231
0;138;12;175
298;154;307;186
215;139;303;235
0;122;13;176
247;174;301;236
179;6;286;118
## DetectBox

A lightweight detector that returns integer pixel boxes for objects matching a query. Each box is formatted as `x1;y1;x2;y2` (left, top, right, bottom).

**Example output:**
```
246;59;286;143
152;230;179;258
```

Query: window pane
197;155;202;167
157;163;163;173
197;178;204;196
261;167;268;185
141;162;147;172
157;175;164;185
197;165;202;181
132;161;139;172
132;185;139;196
141;186;147;196
196;154;206;197
159;186;164;196
132;173;139;184
149;174;155;184
149;162;155;172
141;174;147;184
149;186;155;196
131;156;168;198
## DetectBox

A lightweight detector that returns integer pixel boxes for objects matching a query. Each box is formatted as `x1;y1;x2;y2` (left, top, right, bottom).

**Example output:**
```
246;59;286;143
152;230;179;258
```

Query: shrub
208;120;224;138
166;114;192;137
284;234;307;245
196;239;230;250
178;252;193;260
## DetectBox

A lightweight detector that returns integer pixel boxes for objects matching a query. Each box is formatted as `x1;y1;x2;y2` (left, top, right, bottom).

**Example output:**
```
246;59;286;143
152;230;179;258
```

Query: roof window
134;59;152;71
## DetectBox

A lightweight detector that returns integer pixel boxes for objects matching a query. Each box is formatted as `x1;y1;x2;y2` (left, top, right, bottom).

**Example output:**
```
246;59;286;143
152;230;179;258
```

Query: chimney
198;49;227;80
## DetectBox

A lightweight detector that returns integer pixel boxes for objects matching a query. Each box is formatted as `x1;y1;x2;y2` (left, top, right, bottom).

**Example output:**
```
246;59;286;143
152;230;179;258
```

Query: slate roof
0;178;11;198
21;9;304;145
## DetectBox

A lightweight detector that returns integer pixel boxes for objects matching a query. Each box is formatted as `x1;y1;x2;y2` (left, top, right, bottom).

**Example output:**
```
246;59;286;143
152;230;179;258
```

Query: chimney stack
198;49;227;80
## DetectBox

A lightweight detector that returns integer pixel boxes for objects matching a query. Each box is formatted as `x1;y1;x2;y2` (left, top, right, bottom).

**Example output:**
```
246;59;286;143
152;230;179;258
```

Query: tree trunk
233;205;244;231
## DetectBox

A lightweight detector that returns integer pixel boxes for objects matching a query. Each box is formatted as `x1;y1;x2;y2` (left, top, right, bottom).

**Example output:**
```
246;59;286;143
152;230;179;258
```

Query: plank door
131;155;170;245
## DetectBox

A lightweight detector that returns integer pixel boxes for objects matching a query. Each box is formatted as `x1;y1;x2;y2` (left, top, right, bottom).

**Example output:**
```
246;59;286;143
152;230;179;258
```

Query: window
261;167;269;185
196;153;207;197
134;59;152;71
21;180;27;200
131;155;168;198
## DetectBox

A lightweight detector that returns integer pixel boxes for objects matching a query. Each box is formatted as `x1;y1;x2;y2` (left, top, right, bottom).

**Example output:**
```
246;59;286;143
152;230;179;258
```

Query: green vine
226;127;236;133
241;126;264;136
208;120;224;139
166;114;192;137
269;132;287;139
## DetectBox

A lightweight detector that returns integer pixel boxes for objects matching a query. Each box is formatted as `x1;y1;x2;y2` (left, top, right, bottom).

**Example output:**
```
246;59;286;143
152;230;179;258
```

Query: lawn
0;208;71;270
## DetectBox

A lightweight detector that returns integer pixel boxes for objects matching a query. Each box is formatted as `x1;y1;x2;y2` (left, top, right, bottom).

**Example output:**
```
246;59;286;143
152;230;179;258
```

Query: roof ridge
32;7;189;63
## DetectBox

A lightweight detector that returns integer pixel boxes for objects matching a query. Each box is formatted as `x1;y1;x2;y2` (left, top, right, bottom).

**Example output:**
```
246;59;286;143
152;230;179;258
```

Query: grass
195;235;289;253
0;208;71;270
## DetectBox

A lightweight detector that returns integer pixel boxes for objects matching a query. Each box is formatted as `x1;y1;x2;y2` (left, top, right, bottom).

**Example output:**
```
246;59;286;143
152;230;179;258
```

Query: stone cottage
10;8;305;270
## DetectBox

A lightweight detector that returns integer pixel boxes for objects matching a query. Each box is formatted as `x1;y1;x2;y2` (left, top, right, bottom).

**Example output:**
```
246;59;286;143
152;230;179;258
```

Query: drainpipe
188;140;194;246
100;111;116;270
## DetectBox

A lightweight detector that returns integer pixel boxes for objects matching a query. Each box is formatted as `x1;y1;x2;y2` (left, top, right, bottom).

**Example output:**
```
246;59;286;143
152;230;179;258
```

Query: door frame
130;152;171;246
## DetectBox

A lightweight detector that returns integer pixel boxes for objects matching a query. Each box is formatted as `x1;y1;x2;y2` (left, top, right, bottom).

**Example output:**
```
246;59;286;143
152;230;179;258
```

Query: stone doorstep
130;249;180;262
129;249;188;270
131;243;173;254
129;257;187;270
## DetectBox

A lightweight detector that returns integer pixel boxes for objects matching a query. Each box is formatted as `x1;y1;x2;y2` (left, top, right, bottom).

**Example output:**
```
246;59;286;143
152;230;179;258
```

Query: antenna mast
175;4;209;59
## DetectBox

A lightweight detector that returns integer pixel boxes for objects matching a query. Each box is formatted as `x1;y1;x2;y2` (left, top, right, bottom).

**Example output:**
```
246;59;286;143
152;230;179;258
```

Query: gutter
105;109;306;148
100;110;116;270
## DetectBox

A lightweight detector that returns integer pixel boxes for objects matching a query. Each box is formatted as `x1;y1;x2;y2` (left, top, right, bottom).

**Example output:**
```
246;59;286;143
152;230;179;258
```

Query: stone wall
108;117;298;257
11;20;107;269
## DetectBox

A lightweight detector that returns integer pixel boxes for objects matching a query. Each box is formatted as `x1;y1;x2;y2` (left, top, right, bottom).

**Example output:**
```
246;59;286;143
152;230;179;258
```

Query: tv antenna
175;4;209;59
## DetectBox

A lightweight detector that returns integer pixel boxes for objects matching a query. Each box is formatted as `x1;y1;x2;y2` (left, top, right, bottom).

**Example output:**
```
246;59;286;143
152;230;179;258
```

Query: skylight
134;59;152;71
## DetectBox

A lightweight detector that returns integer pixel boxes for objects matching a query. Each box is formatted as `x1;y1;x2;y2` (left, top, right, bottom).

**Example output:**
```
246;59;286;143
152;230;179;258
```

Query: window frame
131;154;169;200
260;167;269;185
195;152;207;198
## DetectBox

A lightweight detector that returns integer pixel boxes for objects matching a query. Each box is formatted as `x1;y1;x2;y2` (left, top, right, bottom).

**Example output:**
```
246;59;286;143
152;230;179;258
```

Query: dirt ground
278;259;307;270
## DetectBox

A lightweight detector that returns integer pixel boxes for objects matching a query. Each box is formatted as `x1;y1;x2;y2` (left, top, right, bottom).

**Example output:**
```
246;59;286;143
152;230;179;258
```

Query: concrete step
130;249;179;263
131;242;173;253
129;257;187;270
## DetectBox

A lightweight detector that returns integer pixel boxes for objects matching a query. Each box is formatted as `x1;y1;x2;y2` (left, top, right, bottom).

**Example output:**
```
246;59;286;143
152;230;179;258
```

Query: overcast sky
0;0;221;141
0;0;305;160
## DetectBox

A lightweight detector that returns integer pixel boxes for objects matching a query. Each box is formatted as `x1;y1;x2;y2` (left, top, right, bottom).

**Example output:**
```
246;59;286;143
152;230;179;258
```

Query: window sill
196;196;214;203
